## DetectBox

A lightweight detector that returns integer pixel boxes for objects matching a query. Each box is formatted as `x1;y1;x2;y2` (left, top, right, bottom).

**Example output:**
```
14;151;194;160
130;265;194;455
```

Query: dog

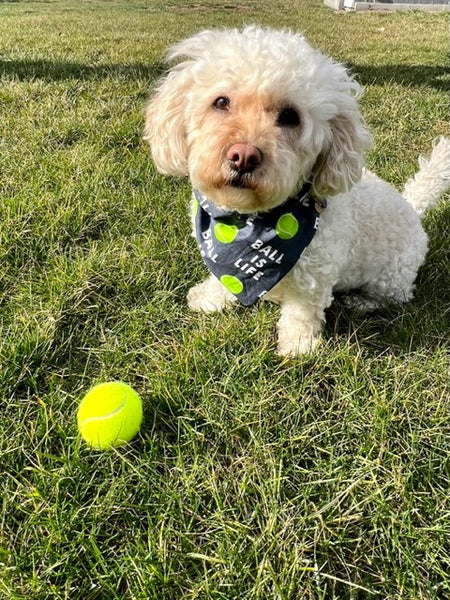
144;26;450;356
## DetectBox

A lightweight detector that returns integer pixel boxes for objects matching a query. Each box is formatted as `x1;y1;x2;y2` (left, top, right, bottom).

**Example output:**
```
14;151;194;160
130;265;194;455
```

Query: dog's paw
277;332;321;357
187;286;224;313
276;305;324;357
187;280;234;313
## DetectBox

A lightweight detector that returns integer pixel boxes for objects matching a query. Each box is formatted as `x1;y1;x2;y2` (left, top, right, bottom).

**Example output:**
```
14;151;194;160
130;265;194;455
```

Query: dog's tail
402;137;450;217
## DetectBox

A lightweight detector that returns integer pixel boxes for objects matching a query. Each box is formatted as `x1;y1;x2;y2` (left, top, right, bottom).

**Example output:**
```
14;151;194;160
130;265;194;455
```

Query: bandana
193;186;323;306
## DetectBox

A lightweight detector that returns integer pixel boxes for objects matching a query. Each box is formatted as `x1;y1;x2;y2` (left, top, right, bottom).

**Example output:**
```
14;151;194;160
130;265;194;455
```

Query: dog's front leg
276;294;327;357
187;275;237;313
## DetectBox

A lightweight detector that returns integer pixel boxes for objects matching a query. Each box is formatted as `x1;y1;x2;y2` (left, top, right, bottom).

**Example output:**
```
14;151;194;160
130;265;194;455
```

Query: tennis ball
276;213;299;239
220;274;244;295
214;222;239;243
77;381;143;450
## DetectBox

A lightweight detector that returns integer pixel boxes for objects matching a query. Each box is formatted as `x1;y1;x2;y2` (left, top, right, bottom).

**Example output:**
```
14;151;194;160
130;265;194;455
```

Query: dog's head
145;26;372;213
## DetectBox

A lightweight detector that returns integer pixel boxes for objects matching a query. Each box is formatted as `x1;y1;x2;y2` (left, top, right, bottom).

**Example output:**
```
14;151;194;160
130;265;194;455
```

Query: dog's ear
312;111;372;198
311;66;372;198
144;29;222;176
144;69;193;176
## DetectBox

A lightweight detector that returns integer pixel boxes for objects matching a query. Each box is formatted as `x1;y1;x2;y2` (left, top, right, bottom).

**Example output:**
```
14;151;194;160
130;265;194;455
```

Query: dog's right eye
213;96;231;111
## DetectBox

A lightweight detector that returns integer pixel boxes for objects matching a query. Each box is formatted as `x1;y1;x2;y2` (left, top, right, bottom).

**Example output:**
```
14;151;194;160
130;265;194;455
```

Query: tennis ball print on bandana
220;274;244;295
275;213;299;239
214;222;239;243
194;187;321;306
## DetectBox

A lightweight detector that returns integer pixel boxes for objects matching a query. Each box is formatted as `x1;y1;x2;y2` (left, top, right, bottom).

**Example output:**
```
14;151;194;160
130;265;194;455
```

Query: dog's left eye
213;96;231;111
277;107;301;128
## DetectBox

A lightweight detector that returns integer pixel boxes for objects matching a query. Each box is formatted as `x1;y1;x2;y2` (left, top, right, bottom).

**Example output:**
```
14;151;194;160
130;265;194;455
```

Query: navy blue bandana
193;186;323;306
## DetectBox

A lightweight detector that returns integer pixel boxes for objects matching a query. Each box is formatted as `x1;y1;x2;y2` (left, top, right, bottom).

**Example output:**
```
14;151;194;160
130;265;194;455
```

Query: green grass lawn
0;1;449;598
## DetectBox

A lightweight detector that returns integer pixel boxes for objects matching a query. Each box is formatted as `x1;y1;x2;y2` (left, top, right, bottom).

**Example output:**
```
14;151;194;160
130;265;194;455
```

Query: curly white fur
145;26;450;356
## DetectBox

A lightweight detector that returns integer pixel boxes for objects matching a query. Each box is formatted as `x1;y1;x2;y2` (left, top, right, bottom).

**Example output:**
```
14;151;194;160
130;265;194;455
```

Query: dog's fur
145;26;450;356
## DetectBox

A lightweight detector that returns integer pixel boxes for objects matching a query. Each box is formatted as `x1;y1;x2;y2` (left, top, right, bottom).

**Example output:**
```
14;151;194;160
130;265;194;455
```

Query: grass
0;1;449;598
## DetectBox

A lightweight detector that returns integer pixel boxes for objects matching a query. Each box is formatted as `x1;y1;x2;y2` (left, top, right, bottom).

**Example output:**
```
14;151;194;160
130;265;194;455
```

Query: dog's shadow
347;61;449;93
0;58;164;83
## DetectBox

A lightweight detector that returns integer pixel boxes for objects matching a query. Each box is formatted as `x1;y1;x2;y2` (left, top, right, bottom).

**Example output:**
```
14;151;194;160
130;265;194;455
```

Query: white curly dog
145;26;450;356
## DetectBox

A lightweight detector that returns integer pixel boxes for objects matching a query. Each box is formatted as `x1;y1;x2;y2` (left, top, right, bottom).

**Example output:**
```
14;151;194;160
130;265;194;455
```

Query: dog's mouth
193;161;281;212
228;176;248;189
225;172;255;190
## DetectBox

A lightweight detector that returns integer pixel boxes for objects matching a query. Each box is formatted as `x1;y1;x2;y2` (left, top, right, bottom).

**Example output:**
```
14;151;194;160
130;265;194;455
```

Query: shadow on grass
347;61;449;92
0;58;165;82
1;57;448;91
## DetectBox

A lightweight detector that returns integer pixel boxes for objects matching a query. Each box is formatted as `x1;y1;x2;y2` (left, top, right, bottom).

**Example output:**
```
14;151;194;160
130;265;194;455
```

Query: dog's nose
227;143;262;173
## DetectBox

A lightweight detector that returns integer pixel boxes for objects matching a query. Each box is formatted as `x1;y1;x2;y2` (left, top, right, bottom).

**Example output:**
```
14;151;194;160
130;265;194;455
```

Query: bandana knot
194;186;323;306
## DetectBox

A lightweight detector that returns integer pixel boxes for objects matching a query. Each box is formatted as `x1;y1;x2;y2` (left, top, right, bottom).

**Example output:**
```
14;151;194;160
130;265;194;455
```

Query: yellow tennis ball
77;381;143;450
